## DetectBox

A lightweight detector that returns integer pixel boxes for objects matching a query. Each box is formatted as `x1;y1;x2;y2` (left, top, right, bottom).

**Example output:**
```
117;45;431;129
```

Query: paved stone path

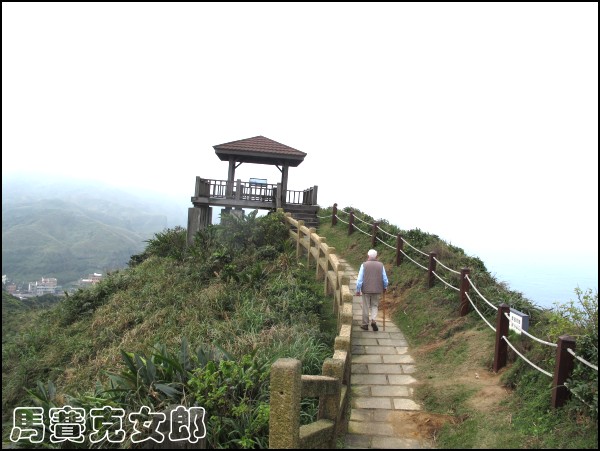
340;259;432;449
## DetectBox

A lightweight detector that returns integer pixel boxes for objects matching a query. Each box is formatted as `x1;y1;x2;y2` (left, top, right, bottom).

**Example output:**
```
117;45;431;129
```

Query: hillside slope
315;206;597;449
2;212;337;448
2;175;189;285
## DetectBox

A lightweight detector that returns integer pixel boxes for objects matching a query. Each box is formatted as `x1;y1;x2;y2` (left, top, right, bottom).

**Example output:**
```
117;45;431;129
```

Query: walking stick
383;290;386;331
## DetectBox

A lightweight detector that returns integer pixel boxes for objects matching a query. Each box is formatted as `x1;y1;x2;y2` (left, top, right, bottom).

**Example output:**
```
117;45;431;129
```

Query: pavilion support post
281;164;289;204
226;159;235;198
276;183;282;209
187;206;211;245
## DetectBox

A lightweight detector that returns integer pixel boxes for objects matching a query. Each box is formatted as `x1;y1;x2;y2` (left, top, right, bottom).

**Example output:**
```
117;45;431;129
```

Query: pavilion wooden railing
194;177;318;207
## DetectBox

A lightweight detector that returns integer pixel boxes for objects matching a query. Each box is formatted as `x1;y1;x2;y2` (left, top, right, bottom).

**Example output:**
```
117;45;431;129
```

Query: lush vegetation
318;205;598;449
2;210;336;448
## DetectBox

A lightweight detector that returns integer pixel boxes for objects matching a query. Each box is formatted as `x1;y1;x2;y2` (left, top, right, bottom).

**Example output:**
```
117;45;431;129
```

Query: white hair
368;249;377;259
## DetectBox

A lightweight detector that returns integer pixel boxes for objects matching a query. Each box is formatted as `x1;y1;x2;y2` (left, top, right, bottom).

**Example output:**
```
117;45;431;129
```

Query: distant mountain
2;174;189;286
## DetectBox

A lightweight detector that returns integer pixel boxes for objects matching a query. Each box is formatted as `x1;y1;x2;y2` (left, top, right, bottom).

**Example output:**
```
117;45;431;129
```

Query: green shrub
188;354;271;449
548;288;598;420
129;226;188;265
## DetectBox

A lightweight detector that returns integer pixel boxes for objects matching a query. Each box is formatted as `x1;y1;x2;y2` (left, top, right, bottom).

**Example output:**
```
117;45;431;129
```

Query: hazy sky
3;3;598;303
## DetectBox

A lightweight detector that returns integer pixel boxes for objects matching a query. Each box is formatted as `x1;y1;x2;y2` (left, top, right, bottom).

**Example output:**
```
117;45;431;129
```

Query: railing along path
327;203;597;410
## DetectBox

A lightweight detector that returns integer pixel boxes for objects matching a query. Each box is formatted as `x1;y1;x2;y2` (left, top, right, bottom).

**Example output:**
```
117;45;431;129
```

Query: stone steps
338;259;433;449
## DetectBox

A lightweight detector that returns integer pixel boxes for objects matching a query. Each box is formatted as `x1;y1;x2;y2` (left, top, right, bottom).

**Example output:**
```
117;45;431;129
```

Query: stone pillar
187;206;211;245
320;358;343;448
269;359;301;449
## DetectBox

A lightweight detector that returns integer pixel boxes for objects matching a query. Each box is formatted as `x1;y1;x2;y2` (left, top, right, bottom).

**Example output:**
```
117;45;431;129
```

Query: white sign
509;308;529;335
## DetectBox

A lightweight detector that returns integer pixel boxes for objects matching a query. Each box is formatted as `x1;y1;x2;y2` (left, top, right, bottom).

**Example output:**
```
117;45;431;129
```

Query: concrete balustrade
269;211;353;449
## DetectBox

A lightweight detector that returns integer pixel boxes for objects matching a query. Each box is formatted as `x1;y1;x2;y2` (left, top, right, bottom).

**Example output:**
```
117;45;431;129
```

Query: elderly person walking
356;249;389;331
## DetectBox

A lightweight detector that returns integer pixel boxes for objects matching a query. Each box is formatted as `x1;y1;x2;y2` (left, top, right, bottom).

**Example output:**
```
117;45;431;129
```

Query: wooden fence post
269;359;301;449
551;335;576;408
493;303;510;372
427;253;437;288
332;203;338;226
396;234;404;266
348;211;354;235
459;268;471;316
371;222;378;248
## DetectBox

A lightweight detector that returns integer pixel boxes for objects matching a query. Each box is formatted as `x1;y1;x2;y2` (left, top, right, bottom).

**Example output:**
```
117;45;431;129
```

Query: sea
483;258;598;310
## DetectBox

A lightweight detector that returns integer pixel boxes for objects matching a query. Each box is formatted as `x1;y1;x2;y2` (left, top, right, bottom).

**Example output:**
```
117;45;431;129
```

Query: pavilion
187;136;319;243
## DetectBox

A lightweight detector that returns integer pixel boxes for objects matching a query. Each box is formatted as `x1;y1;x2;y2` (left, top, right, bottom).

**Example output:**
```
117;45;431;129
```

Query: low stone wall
268;213;353;449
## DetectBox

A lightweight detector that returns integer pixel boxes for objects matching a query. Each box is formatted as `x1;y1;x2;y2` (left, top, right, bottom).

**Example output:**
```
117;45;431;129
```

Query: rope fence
400;249;428;271
466;275;498;311
402;238;429;257
352;222;371;237
568;348;598;371
352;214;372;226
375;235;396;251
379;226;397;239
434;256;462;275
502;336;554;378
432;271;460;291
322;203;598;410
465;292;496;332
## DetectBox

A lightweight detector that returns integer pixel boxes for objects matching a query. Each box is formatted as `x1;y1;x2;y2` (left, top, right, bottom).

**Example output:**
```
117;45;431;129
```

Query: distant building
28;277;59;296
41;277;57;287
79;273;103;286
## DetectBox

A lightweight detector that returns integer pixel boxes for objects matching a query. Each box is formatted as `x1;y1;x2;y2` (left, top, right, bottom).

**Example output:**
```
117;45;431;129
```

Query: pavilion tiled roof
213;136;306;166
